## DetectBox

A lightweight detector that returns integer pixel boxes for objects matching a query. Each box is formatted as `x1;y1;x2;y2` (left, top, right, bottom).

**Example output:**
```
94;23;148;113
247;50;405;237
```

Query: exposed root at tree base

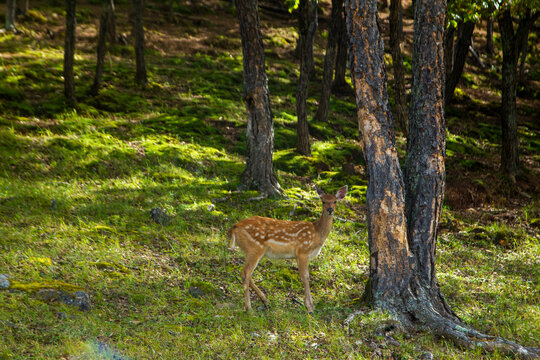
399;309;540;359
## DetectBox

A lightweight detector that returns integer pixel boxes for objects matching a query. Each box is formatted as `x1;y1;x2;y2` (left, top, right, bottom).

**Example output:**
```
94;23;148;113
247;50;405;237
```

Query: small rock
36;289;91;311
207;203;215;211
50;199;58;210
56;312;68;320
188;286;204;298
0;274;10;289
420;352;434;360
73;291;91;311
150;207;171;225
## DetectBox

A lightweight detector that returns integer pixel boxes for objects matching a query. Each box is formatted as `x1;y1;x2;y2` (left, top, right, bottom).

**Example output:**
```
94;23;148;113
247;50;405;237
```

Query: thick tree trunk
64;0;76;107
444;21;475;106
345;0;411;309
485;17;494;56
90;0;115;96
404;0;453;318
346;0;540;357
5;0;17;31
333;11;351;94
131;0;147;86
389;0;407;136
236;0;282;198
296;0;317;156
313;0;343;123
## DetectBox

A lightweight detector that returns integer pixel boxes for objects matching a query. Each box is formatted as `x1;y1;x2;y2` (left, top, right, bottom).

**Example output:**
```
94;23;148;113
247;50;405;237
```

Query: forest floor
0;0;539;359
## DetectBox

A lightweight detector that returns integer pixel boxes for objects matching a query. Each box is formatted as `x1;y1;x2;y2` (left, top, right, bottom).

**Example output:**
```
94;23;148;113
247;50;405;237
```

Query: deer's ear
315;184;324;198
336;185;348;200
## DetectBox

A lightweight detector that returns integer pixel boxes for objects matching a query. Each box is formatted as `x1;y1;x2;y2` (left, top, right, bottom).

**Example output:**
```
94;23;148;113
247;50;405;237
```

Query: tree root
431;319;540;360
398;307;540;359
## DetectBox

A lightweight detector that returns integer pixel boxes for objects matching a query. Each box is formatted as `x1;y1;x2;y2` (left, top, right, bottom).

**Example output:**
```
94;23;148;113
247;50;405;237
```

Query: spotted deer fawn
228;185;348;312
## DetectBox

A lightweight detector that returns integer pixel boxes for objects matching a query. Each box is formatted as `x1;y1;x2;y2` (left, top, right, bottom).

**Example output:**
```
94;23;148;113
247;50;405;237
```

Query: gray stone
0;274;10;289
188;286;204;298
73;291;91;311
150;208;171;225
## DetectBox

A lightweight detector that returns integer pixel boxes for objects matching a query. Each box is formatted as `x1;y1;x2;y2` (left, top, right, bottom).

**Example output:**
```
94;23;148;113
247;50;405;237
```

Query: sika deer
228;185;348;312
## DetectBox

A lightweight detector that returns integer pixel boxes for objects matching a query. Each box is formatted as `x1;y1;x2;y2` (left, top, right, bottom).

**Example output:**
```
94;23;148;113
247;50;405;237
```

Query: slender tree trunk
485;17;494;56
236;0;282;197
131;0;147;86
64;0;77;107
91;0;115;96
105;0;116;43
443;25;455;83
314;0;343;123
518;28;528;83
498;10;524;178
296;0;317;156
444;21;475;106
333;10;351;93
389;0;408;136
5;0;17;31
17;0;29;17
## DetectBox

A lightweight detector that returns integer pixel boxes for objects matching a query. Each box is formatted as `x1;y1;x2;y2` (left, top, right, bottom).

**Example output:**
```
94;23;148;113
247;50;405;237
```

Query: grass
1;0;539;359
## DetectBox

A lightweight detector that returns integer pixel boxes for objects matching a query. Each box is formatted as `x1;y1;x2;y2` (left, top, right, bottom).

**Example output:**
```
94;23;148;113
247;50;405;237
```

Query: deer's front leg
296;254;314;313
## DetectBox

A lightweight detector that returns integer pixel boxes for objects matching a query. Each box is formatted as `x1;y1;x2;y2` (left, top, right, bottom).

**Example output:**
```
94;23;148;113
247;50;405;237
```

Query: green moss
8;280;84;293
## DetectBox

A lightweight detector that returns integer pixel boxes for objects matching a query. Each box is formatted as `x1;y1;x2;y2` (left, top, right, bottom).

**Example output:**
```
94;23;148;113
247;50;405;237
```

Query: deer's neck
313;212;334;243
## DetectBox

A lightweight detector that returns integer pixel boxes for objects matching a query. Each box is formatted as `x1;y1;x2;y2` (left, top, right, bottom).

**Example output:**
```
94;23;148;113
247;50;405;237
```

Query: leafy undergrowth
1;0;539;359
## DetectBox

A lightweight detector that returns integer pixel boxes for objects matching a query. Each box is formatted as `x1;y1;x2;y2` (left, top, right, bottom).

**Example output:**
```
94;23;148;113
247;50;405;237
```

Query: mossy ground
1;0;539;359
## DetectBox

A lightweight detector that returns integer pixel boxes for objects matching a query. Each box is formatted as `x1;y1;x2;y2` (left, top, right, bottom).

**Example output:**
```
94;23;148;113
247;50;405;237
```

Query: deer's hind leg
241;250;265;311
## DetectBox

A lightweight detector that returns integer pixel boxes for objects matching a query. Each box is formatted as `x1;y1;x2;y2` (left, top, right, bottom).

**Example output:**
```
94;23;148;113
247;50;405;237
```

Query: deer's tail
227;226;236;251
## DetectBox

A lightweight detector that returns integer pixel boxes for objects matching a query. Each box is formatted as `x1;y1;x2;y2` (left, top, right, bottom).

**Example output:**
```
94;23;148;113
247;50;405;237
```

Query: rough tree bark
64;0;76;107
296;0;318;156
389;0;407;135
498;9;540;178
314;0;343;123
236;0;282;198
90;0;116;96
444;21;475;106
345;0;540;356
131;0;147;86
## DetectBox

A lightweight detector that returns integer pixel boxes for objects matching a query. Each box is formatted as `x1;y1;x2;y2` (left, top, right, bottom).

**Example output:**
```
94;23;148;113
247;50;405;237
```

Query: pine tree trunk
64;0;77;107
499;10;520;178
485;17;494;56
346;0;540;356
17;0;30;17
236;0;282;197
333;11;351;93
443;25;455;83
5;0;17;31
314;0;343;123
444;21;475;106
131;0;147;86
296;0;317;156
389;0;408;136
91;0;115;96
105;0;116;43
404;0;451;315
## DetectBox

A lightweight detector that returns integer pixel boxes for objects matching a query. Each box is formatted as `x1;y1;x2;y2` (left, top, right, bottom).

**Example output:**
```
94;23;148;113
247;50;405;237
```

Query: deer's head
315;184;348;216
